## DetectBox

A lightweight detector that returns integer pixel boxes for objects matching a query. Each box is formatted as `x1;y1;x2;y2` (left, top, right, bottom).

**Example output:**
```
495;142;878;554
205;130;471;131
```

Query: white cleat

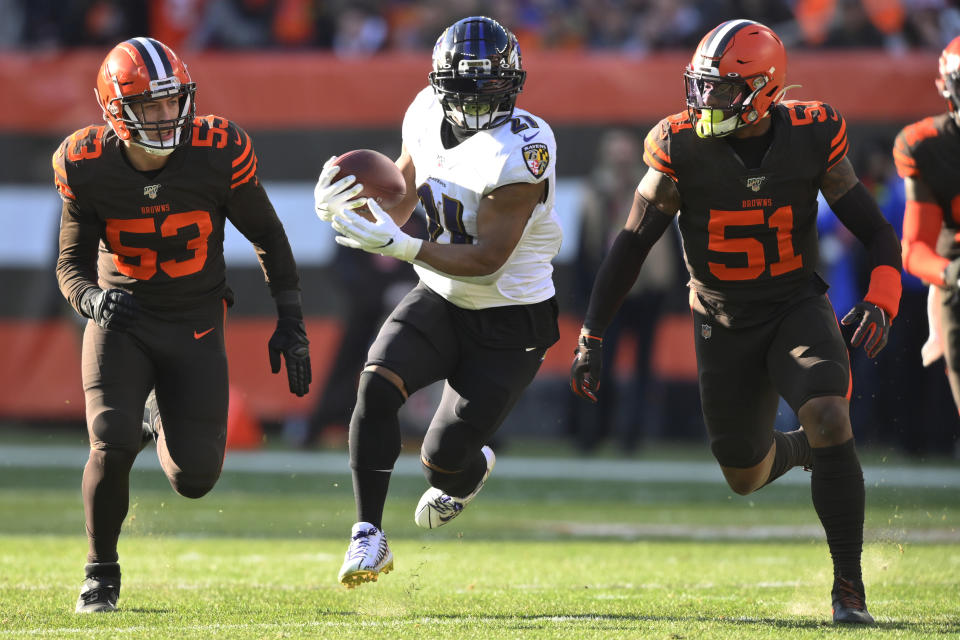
338;522;393;588
414;446;495;529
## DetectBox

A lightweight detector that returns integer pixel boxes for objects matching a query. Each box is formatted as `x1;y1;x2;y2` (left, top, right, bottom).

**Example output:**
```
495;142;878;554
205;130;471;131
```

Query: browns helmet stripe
699;19;757;66
126;37;172;81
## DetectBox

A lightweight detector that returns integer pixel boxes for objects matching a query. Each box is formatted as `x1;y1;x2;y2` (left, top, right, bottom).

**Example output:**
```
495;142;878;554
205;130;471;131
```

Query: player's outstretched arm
570;168;678;402
822;157;902;358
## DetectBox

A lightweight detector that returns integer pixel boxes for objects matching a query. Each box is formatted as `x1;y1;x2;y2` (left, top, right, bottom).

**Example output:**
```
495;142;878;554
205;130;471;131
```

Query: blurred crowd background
4;0;960;54
1;0;958;459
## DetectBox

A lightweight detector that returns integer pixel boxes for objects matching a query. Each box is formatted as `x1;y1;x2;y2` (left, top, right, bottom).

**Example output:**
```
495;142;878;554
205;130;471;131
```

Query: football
332;149;410;225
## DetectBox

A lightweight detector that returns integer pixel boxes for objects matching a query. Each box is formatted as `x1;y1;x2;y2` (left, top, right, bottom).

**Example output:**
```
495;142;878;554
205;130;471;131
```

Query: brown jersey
643;101;849;324
54;116;300;313
893;113;960;260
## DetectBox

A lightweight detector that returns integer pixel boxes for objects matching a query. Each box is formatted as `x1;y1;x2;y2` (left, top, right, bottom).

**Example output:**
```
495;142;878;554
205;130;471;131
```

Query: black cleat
832;577;875;624
76;563;121;613
140;389;160;451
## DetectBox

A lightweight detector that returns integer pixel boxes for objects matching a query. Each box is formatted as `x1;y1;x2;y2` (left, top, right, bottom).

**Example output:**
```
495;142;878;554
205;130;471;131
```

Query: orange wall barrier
0;51;941;134
0;313;697;421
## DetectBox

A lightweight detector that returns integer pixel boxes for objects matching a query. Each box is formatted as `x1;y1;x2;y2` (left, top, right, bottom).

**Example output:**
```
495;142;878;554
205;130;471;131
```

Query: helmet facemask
429;16;526;133
431;60;525;131
684;71;767;138
100;78;195;156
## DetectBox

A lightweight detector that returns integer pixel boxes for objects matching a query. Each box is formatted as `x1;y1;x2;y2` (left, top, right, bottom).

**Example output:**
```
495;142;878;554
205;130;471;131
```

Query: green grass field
1;446;958;639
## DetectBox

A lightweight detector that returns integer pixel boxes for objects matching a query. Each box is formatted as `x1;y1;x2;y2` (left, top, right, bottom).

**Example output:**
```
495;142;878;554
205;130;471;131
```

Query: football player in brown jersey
54;37;311;613
570;20;903;624
895;35;960;415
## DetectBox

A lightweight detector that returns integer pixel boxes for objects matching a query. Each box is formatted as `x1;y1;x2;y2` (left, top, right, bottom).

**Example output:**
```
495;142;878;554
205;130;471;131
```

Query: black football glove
841;301;890;358
80;288;139;331
268;317;311;397
570;331;603;403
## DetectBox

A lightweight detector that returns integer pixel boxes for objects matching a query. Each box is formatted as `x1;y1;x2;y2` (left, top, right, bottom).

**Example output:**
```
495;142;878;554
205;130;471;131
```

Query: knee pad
710;433;770;469
89;409;145;456
420;422;483;495
796;360;849;405
159;431;225;499
169;470;221;499
349;371;404;471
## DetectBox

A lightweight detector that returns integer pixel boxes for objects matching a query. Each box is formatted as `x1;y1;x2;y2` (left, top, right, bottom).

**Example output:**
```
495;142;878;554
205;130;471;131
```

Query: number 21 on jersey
707;205;802;281
417;183;472;245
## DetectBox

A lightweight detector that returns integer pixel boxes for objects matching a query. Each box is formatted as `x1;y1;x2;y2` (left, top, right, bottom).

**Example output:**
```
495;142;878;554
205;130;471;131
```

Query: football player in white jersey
314;16;562;588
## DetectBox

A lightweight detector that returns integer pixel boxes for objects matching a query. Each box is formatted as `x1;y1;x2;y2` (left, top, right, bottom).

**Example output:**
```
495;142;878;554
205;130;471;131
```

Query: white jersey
402;86;562;310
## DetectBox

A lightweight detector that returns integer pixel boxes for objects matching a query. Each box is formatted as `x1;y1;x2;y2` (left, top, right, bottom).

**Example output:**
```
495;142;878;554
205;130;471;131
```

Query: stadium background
1;0;959;457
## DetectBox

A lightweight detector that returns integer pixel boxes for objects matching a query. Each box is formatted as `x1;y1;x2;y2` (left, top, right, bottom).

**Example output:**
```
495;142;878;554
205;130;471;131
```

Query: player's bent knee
710;434;768;470
420;423;482;494
88;409;147;455
420;455;468;493
168;470;221;499
722;470;763;496
363;365;407;399
798;396;850;442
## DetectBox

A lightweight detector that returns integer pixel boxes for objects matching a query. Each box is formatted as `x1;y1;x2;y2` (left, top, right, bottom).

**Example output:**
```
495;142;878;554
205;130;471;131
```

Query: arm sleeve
226;179;301;298
56;199;101;317
901;199;948;286
222;122;301;298
831;181;903;318
583;195;674;334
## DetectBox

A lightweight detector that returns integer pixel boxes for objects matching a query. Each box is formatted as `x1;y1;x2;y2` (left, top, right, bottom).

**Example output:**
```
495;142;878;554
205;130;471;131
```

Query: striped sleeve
893;127;920;178
893;117;941;180
229;122;259;189
51;143;75;202
825;109;849;171
642;122;676;180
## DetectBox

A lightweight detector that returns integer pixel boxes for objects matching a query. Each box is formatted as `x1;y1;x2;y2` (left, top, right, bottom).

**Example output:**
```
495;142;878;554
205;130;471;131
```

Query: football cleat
415;446;495;529
140;389;159;451
832;577;875;624
338;522;393;588
75;563;121;613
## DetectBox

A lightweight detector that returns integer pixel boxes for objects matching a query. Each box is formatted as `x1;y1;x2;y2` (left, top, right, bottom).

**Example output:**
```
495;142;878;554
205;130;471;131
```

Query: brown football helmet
684;20;788;138
95;37;196;155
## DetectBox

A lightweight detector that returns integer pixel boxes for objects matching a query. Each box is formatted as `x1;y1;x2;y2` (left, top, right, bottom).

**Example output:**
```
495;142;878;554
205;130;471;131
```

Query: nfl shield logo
701;323;712;339
745;176;767;192
143;184;161;199
522;143;549;178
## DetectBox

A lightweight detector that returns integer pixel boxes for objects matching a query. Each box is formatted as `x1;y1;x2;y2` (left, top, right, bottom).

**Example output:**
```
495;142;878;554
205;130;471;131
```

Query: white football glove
332;198;422;262
314;156;365;222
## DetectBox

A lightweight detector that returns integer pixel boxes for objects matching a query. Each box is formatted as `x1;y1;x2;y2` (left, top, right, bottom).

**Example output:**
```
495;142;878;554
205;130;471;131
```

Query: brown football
332;149;409;225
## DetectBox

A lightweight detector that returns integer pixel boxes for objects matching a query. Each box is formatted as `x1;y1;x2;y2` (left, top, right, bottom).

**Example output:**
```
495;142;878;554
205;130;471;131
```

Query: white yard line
1;444;958;488
546;522;960;542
